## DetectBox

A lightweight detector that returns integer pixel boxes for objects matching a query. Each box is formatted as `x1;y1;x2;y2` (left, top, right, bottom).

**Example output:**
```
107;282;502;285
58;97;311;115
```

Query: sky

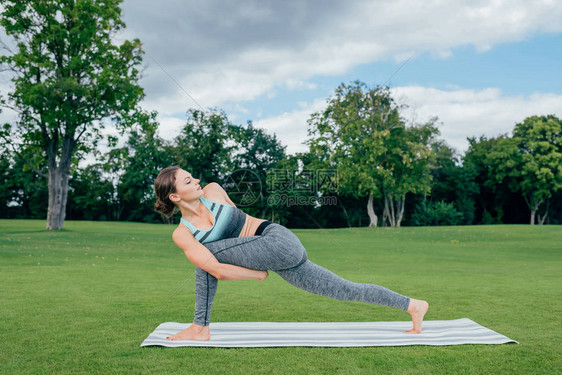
2;0;562;163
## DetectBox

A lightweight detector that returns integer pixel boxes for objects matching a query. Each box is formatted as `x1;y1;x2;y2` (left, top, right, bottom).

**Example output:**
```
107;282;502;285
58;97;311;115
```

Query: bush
410;200;464;226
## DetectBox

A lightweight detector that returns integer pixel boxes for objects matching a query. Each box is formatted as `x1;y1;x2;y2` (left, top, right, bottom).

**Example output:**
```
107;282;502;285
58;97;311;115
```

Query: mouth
197;185;201;190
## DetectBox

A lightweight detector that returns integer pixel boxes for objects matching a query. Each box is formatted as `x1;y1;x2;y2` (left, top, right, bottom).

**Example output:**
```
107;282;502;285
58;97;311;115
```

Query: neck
178;197;203;220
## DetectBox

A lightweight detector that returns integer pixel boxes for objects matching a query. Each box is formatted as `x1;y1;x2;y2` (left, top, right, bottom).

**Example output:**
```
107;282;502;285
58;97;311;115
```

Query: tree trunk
367;192;378;227
382;195;389;227
538;198;549;225
46;135;76;230
389;194;396;227
383;193;399;227
396;196;405;227
524;192;542;226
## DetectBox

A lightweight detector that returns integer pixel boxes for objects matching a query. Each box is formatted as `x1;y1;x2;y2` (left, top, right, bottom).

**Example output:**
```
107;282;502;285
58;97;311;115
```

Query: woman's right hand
256;270;269;281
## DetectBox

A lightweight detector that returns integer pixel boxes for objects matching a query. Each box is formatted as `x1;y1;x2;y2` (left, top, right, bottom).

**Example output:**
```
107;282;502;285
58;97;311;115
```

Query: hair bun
154;198;176;218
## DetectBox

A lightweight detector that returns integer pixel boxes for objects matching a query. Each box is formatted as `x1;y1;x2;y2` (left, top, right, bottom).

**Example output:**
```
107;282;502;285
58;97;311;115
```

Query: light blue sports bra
180;196;246;244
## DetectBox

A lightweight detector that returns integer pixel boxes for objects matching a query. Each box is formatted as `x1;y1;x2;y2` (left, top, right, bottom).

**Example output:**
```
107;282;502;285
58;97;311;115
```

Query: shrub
410;200;464;226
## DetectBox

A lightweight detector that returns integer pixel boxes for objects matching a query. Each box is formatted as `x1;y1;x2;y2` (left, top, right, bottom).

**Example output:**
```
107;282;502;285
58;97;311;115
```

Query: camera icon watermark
223;169;263;207
223;168;338;207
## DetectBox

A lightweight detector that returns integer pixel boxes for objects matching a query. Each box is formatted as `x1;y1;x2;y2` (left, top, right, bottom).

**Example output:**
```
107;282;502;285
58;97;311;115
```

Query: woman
153;166;428;341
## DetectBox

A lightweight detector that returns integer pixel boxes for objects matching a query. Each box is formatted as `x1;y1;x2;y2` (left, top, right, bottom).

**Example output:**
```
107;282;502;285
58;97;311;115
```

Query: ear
169;193;180;203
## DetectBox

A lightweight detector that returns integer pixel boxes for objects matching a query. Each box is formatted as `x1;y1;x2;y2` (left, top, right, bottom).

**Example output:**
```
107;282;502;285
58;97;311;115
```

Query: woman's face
170;169;202;203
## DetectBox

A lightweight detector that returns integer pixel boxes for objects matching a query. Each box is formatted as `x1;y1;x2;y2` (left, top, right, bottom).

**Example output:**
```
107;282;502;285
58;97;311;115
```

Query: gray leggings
193;223;410;326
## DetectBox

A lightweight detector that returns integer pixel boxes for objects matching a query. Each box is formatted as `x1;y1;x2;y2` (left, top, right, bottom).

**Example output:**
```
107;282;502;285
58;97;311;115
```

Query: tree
306;81;438;227
171;109;236;185
428;140;478;225
115;110;172;223
378;118;439;227
487;115;561;224
227;120;286;217
462;135;509;224
66;162;114;221
0;0;144;229
0;141;49;219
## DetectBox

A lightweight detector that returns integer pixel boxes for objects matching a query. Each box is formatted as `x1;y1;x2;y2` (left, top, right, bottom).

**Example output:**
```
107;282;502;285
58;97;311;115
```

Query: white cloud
2;0;561;164
115;0;562;115
253;98;327;155
392;86;562;154
156;115;186;142
252;86;562;157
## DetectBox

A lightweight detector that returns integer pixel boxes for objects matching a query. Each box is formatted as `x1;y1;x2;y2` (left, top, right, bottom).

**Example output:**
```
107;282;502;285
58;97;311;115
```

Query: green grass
1;220;560;375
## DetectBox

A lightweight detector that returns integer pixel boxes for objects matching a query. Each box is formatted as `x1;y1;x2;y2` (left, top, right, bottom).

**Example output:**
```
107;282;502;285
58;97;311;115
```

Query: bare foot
405;298;429;334
166;324;210;341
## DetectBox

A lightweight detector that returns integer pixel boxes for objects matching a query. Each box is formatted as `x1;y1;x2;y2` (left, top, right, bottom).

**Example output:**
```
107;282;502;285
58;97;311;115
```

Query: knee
282;244;308;270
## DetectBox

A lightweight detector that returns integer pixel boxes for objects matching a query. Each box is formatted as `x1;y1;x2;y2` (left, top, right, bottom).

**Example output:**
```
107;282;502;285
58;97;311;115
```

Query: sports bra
180;196;246;244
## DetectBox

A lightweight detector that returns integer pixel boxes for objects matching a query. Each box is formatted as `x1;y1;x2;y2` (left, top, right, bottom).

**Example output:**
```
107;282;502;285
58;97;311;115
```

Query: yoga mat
141;318;518;347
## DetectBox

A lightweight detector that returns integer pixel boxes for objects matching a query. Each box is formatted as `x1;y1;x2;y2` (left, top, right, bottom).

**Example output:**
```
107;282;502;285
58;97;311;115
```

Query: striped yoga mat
141;318;518;347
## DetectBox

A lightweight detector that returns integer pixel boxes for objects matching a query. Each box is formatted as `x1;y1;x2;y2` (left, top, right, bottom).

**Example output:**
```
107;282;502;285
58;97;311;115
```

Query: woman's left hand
256;270;269;281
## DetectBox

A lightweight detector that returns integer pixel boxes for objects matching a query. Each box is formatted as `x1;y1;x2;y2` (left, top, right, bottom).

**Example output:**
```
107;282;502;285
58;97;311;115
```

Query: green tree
427;140;478;225
66;162;114;220
0;144;48;218
487;115;561;224
379;118;439;227
115;111;172;223
462;135;509;224
306;81;438;227
227;120;286;217
0;149;12;217
0;0;144;229
171;109;235;185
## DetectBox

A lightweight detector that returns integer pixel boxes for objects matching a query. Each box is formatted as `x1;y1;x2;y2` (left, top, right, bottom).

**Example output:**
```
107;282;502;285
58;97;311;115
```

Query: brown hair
154;165;182;218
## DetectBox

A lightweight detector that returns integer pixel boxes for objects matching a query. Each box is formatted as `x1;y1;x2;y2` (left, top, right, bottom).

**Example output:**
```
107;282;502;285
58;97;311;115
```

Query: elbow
211;264;223;280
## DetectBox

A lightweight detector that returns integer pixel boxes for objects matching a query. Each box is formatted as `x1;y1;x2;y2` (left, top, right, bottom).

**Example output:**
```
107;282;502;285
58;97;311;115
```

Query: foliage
462;135;511;224
428;140;478;225
115;110;173;223
67;163;114;221
226;120;286;217
171;109;236;184
0;0;145;229
410;199;464;226
485;115;561;224
0;144;48;218
306;80;439;227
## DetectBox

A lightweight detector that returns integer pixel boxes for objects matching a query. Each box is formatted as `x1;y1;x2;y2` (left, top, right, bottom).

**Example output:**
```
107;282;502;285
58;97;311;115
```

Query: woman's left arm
218;263;268;281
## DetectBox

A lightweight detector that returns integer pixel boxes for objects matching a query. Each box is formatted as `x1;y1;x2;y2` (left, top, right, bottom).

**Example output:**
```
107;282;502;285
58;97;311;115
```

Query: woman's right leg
274;259;410;311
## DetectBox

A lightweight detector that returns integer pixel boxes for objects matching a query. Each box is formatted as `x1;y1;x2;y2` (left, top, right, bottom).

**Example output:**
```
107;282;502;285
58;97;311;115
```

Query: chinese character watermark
266;168;338;206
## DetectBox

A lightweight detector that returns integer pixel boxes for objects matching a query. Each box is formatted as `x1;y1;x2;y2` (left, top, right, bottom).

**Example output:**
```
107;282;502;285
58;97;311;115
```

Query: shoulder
172;224;197;248
203;182;222;195
202;182;230;204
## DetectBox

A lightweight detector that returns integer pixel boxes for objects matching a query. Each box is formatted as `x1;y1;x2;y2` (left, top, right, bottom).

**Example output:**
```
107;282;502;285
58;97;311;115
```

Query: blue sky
4;0;560;162
224;32;562;123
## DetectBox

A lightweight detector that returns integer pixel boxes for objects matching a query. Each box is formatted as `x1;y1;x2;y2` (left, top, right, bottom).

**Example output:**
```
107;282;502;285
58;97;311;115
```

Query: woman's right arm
172;230;267;281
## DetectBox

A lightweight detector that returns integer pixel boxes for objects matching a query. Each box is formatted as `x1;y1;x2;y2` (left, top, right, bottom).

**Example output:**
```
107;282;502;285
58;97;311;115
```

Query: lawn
1;220;560;374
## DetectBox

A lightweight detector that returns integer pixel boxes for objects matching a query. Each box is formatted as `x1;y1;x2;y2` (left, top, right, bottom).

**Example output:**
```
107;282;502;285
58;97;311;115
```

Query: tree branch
0;132;48;178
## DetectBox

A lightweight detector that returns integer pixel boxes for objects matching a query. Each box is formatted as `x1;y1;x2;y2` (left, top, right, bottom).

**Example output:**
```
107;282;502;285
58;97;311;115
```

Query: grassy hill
1;220;560;374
